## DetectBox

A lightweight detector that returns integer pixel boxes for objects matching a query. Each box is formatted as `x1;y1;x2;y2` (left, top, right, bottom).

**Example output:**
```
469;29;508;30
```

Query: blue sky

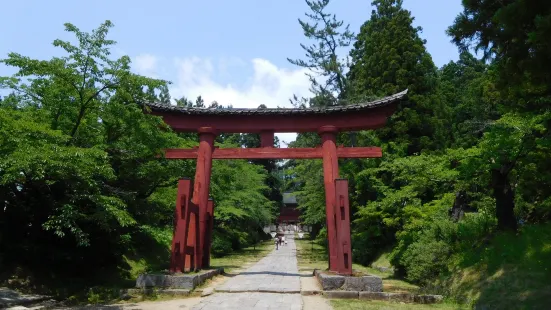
1;0;463;144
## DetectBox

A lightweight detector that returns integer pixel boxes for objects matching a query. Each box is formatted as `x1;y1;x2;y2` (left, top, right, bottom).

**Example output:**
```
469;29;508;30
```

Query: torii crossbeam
147;90;407;275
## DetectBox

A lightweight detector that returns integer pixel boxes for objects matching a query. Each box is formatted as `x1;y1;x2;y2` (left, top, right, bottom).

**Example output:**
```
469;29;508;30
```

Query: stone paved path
192;235;303;309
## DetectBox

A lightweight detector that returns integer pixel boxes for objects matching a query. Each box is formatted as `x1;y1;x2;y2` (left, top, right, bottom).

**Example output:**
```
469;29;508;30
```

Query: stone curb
123;288;191;296
321;290;444;304
323;291;359;299
214;289;301;294
300;290;322;296
135;268;223;290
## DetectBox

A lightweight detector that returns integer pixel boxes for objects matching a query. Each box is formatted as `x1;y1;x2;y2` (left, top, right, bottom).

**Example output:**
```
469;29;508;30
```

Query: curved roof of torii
146;89;407;133
147;89;407;116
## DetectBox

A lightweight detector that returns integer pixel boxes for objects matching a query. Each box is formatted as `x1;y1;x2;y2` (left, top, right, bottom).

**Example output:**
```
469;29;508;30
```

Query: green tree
448;0;551;231
448;0;551;107
288;0;354;106
0;21;193;290
159;84;171;104
347;0;446;154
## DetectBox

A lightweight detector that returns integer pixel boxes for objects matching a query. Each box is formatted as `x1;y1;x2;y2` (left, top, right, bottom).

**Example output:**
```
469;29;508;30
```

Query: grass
331;300;467;310
440;223;551;309
371;252;392;268
294;237;419;293
294;236;328;271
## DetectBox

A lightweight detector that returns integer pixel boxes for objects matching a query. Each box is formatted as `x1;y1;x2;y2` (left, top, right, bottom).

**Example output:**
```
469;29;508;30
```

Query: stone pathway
192;235;304;309
215;236;301;293
192;292;302;310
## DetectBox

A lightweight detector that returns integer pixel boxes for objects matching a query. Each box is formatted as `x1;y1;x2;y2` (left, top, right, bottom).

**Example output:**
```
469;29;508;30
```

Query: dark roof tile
147;89;407;116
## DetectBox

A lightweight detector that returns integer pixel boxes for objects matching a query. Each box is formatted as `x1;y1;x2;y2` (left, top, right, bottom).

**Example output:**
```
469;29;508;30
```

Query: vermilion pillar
202;198;215;268
192;127;215;270
335;179;352;275
170;178;192;273
260;131;274;148
319;125;339;272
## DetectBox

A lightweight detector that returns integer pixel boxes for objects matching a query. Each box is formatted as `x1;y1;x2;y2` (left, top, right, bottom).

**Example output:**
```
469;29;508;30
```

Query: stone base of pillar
314;269;383;292
136;268;224;290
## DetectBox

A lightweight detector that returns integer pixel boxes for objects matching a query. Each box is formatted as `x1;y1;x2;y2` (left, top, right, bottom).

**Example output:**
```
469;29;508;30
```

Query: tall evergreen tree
159;84;171;104
288;0;354;107
447;0;551;231
448;0;551;108
347;0;446;154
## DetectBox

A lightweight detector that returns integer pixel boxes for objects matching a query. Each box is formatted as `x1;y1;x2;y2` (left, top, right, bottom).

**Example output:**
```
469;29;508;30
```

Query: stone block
323;291;359;299
314;270;345;290
135;268;222;290
359;292;389;301
315;269;383;292
387;292;414;302
201;287;214;297
161;289;191;296
122;288;190;296
342;276;383;292
136;274;195;289
413;294;444;304
300;290;321;296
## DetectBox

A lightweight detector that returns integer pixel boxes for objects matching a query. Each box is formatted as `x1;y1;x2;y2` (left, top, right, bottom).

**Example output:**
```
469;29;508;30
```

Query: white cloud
170;57;313;145
133;53;158;77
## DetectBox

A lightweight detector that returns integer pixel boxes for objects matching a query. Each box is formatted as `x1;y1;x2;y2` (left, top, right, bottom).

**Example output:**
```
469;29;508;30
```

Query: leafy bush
211;232;233;257
390;212;497;284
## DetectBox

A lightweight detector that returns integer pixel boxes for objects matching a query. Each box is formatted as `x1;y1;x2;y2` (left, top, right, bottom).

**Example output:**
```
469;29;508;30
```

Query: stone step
215;288;301;294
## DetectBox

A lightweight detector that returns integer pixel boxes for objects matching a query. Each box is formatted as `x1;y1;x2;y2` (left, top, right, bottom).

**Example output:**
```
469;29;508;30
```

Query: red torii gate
147;90;406;275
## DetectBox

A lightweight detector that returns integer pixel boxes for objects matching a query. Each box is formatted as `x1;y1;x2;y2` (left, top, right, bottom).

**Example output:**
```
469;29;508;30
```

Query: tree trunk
491;167;518;231
449;191;470;222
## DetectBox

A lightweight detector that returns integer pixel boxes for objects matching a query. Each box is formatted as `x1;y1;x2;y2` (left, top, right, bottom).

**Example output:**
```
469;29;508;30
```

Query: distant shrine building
278;192;300;224
276;192;303;232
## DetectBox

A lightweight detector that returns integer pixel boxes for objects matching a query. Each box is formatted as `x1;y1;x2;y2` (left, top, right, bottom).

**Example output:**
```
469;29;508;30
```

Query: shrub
211;232;232;257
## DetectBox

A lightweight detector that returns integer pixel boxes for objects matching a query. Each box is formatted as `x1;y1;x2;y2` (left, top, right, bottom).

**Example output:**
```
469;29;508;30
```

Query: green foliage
0;21;277;297
347;0;447;154
353;153;459;265
448;0;551;107
441;223;551;309
289;1;551;306
288;0;354;106
211;231;233;258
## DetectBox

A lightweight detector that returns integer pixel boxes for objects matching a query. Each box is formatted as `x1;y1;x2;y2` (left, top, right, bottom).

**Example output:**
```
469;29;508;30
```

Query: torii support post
260;131;274;148
170;179;190;273
191;127;215;270
202;198;215;268
335;179;352;275
319;126;339;272
170;178;200;273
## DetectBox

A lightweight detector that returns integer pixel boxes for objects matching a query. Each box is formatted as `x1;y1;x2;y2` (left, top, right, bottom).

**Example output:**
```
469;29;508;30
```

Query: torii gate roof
147;89;407;133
